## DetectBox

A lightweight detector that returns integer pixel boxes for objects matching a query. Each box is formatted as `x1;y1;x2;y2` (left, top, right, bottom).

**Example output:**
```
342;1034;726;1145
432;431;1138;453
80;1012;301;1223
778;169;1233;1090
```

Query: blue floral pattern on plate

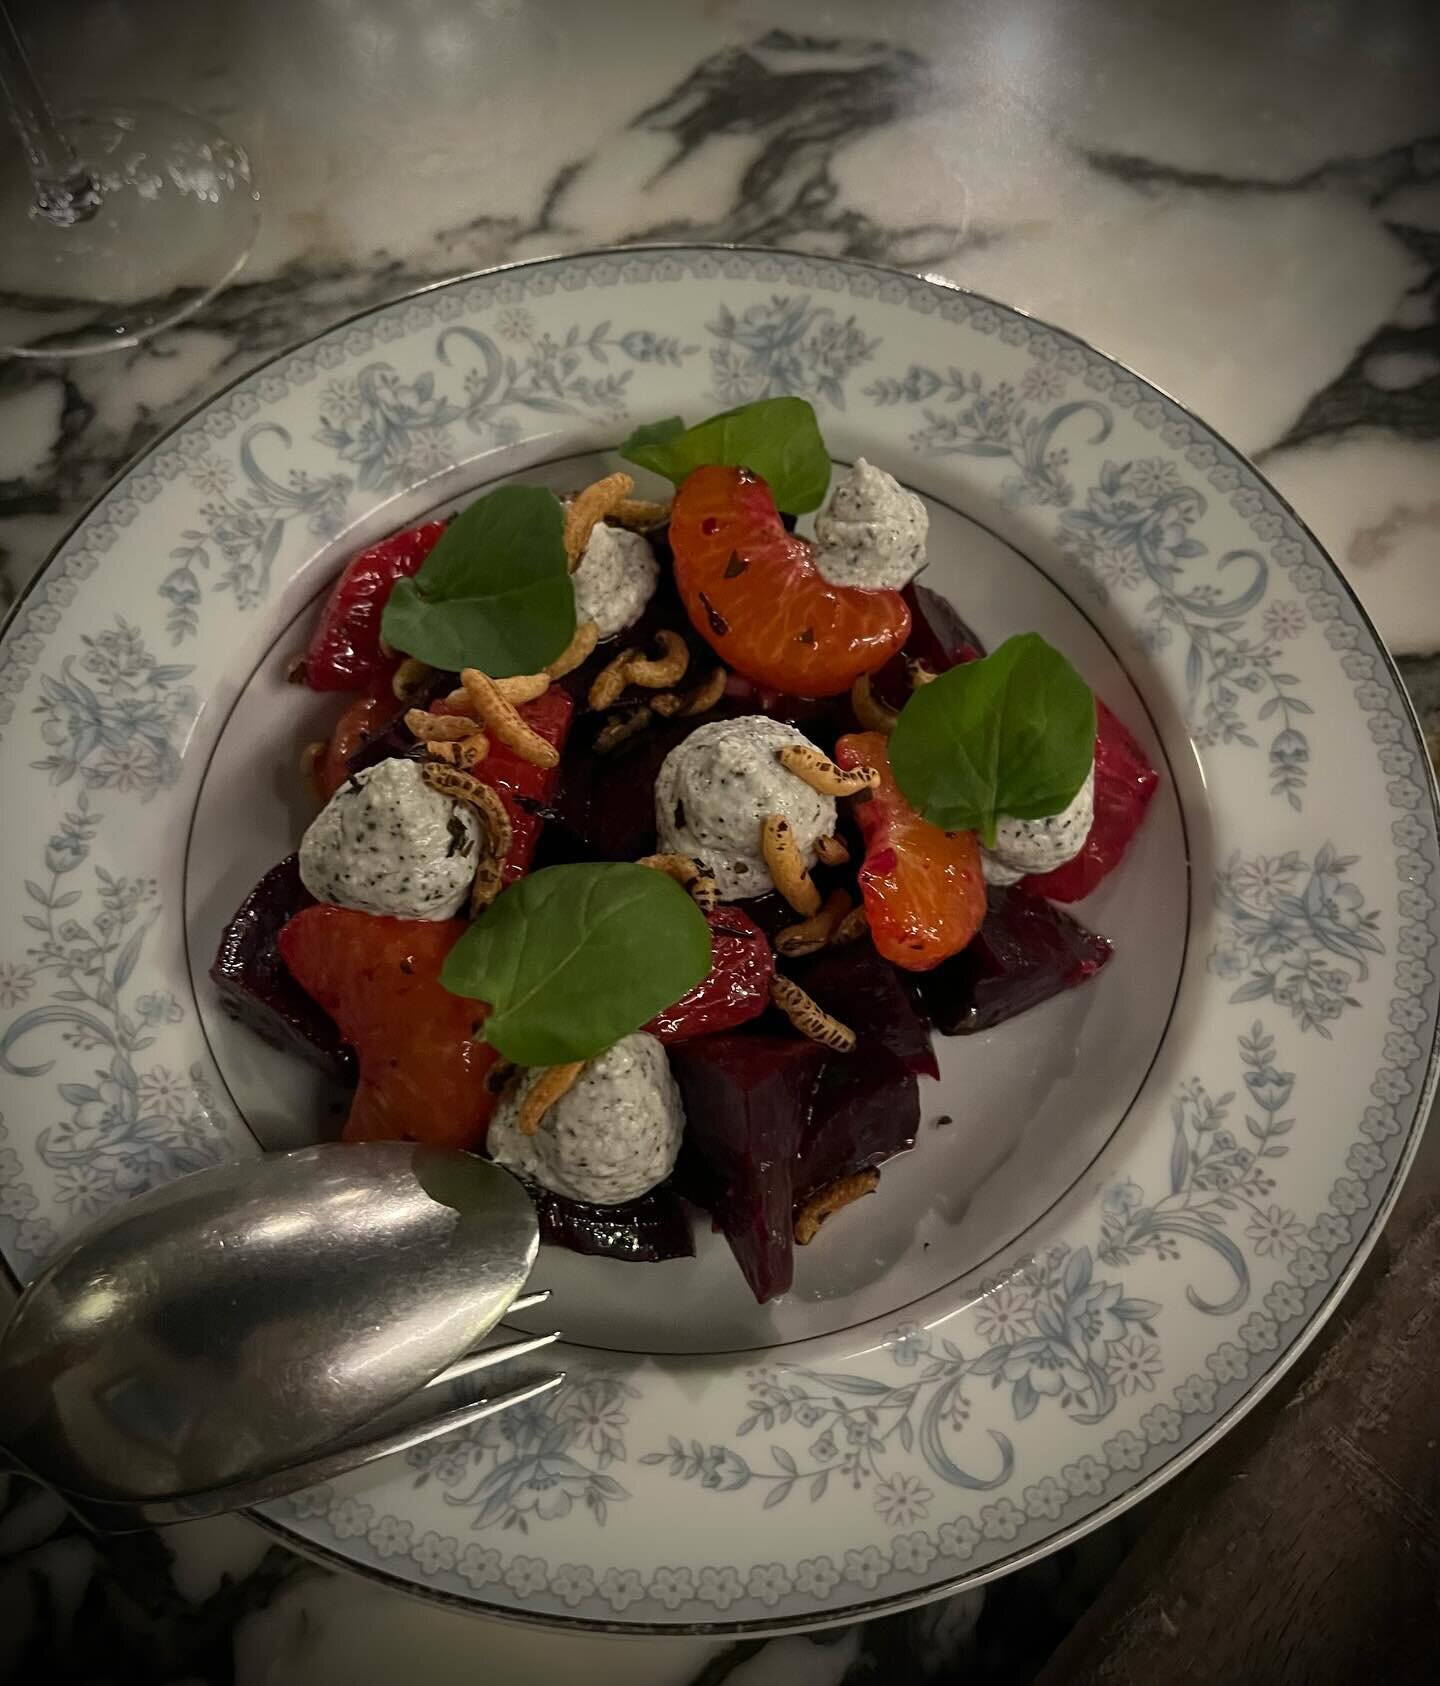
0;786;229;1232
1210;846;1385;1032
1;248;1435;1632
706;293;878;407
32;619;195;796
404;1373;636;1534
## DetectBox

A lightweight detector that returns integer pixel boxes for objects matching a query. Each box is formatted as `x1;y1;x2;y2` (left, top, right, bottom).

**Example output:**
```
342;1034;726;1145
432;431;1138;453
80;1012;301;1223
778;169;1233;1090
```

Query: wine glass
0;2;259;357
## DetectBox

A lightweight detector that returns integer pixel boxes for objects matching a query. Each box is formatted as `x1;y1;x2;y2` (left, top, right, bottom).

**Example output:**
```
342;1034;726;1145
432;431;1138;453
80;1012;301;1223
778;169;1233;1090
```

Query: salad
212;398;1157;1304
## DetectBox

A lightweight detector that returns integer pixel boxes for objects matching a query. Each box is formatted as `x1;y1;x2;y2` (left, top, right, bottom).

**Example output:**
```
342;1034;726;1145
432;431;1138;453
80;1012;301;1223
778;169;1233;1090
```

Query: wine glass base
0;100;259;358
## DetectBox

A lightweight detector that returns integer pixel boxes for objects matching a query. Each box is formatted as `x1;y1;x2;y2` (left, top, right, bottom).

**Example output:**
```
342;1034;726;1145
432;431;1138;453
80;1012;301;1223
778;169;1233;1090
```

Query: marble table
1;2;1437;1680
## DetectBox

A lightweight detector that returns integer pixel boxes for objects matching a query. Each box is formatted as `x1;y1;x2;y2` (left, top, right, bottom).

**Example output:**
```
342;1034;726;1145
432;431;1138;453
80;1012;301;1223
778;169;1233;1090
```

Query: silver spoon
0;1142;561;1531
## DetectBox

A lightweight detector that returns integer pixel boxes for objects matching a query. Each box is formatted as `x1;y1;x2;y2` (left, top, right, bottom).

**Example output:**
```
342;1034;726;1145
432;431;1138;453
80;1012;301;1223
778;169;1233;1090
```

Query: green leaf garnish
619;396;831;513
380;484;575;677
622;416;686;453
441;862;712;1066
888;634;1096;848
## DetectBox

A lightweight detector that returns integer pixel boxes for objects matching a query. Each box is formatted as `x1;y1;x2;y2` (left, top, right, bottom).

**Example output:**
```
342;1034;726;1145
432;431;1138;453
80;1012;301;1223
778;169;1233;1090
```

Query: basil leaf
380;484;575;677
441;862;712;1066
622;416;686;453
889;633;1096;847
619;396;831;513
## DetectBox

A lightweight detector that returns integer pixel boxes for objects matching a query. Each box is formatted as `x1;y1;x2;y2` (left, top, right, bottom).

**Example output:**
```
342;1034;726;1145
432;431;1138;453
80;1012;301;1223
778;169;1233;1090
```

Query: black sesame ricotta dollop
980;764;1096;886
298;758;479;920
488;1034;684;1205
571;522;660;640
655;716;837;902
813;458;929;591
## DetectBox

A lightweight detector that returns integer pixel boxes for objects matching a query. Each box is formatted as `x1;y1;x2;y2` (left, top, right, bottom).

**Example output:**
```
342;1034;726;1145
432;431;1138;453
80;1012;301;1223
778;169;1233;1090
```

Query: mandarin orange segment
669;465;910;697
835;730;986;972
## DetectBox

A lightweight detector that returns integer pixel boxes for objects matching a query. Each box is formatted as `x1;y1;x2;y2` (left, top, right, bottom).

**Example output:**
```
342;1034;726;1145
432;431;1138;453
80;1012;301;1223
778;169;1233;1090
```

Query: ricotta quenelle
655;715;837;902
980;765;1096;886
488;1033;684;1205
813;458;928;591
571;522;659;640
298;758;479;920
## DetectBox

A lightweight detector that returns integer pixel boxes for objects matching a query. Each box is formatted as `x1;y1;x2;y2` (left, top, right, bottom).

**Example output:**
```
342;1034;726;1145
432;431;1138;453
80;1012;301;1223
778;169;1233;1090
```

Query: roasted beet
795;1050;919;1206
733;891;802;941
917;885;1112;1035
532;1183;694;1262
716;673;849;737
549;708;689;860
1021;701;1158;902
671;1034;828;1303
552;697;844;865
865;582;986;713
548;558;711;862
736;880;862;944
645;910;774;1042
904;581;985;669
210;856;353;1078
551;555;852;859
790;939;938;1079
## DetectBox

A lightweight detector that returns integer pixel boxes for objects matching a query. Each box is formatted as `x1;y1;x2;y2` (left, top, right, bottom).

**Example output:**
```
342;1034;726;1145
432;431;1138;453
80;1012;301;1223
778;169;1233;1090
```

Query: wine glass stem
0;2;100;224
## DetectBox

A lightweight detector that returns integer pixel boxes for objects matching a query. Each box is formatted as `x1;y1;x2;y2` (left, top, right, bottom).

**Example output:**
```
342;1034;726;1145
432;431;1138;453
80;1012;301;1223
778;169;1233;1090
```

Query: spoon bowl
0;1143;539;1503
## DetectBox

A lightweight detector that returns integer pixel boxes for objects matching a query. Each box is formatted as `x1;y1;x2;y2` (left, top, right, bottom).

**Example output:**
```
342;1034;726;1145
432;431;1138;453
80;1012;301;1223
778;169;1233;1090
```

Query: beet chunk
210;856;353;1078
670;1034;827;1303
864;582;986;714
795;1051;919;1207
790;939;937;1079
733;891;800;942
532;1184;694;1262
917;886;1112;1035
903;581;986;669
551;713;693;861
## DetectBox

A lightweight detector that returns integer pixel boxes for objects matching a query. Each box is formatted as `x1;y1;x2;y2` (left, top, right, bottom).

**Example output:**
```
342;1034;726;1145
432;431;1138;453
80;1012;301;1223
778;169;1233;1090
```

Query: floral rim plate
1;247;1436;1635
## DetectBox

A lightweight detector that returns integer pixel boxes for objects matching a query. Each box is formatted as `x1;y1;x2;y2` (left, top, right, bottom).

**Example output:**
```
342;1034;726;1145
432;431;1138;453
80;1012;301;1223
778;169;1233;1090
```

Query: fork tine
425;1328;562;1389
333;1371;566;1474
508;1288;551;1314
251;1371;567;1500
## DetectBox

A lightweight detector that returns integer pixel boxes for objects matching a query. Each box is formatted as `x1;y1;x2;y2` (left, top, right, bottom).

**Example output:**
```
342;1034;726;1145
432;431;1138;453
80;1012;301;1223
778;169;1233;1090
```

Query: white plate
1;247;1436;1634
